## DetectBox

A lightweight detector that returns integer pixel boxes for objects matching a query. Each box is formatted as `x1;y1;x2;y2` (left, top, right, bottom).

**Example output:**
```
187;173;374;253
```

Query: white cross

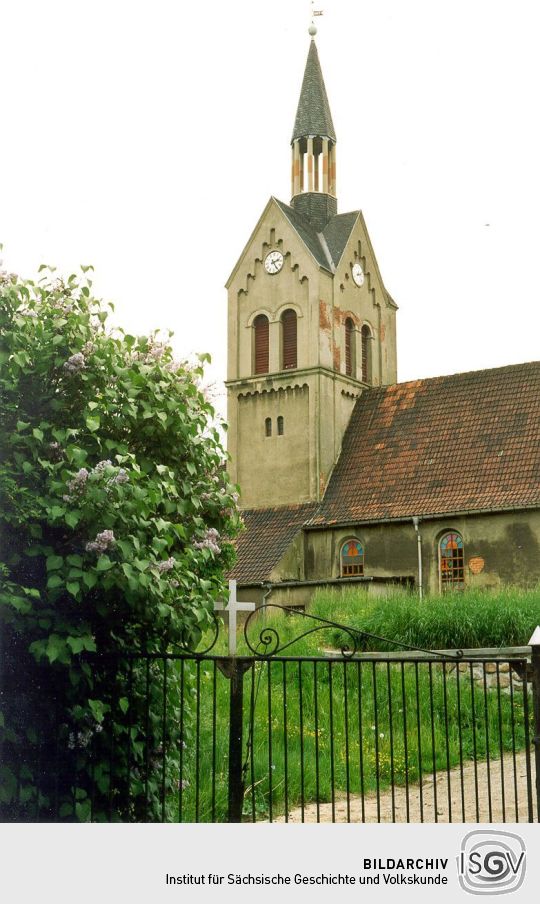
214;579;256;656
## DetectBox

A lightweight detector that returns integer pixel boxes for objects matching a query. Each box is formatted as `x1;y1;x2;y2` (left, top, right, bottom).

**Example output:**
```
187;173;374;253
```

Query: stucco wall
303;510;540;595
226;200;398;510
236;384;311;507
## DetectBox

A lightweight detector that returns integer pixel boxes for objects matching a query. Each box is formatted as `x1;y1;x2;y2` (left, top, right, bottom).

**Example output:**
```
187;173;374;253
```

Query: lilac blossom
67;468;89;493
193;527;221;555
94;459;112;473
157;557;175;574
85;529;116;555
63;352;85;374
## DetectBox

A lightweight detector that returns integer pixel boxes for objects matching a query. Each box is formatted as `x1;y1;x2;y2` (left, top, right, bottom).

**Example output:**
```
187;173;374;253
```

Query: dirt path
281;752;537;823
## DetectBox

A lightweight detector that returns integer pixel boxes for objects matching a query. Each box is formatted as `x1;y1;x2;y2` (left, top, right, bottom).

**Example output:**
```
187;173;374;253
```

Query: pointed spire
292;39;336;143
290;36;337;229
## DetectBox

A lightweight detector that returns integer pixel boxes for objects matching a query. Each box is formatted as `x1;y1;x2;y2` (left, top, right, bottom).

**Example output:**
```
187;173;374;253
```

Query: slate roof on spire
292;40;336;143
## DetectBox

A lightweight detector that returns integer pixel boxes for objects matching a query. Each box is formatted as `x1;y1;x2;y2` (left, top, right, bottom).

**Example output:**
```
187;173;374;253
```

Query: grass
173;587;537;821
309;585;540;652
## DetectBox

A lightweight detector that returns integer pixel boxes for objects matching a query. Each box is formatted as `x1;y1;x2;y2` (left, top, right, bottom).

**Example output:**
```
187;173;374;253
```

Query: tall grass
308;586;540;652
172;588;538;821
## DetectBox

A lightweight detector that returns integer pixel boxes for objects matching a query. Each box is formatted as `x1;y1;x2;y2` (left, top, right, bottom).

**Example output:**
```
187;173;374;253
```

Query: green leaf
75;799;91;822
45;634;67;664
82;572;98;589
133;558;149;572
46;555;63;571
88;401;99;410
65;511;80;529
46;574;63;590
88;699;105;723
95;555;114;572
67;554;83;567
86;415;100;432
66;635;96;654
68;568;84;579
16;420;30;432
118;697;129;715
66;581;80;597
32;427;44;441
49;505;65;519
6;596;32;614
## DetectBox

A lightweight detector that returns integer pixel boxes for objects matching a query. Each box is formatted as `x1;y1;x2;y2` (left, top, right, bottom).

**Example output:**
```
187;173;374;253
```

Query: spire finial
309;2;323;38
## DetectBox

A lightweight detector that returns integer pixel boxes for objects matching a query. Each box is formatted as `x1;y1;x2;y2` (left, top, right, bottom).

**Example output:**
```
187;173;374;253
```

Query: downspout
261;582;273;620
412;517;423;600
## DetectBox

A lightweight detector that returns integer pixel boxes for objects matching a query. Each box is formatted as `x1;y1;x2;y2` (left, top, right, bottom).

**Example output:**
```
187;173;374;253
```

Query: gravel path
281;752;537;823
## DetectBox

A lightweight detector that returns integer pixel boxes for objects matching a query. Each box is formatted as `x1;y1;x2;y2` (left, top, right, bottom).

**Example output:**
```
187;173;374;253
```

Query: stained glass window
439;532;465;590
340;539;364;576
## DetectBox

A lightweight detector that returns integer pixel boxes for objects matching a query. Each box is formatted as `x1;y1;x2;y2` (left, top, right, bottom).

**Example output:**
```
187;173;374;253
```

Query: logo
457;831;526;895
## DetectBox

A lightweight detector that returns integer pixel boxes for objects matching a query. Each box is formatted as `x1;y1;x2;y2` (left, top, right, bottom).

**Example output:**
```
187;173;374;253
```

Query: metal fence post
228;659;245;823
529;628;540;821
217;657;250;823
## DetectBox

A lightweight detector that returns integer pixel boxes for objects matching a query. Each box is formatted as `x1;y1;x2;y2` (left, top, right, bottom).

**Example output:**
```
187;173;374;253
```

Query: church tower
226;31;398;510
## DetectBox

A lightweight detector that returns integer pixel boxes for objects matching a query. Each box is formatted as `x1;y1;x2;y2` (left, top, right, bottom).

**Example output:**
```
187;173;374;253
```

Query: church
225;32;540;607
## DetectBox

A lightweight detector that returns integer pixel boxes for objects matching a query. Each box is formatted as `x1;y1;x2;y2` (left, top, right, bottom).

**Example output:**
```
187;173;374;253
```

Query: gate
13;606;540;823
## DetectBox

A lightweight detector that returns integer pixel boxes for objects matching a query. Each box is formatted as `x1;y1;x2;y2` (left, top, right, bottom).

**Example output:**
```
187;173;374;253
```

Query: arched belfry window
439;532;465;590
254;314;269;374
277;416;284;435
345;317;355;377
340;539;364;577
265;417;272;437
361;325;372;383
281;309;297;370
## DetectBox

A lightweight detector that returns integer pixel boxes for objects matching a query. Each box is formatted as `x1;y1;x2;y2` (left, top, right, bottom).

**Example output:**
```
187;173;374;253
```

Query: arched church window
265;417;272;437
345;317;355;377
361;325;372;383
254;314;269;374
439;532;465;590
277;416;284;435
340;539;364;577
281;309;297;369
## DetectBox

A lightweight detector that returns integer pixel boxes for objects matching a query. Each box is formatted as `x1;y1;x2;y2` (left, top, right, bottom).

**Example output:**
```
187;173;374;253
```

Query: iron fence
6;607;540;823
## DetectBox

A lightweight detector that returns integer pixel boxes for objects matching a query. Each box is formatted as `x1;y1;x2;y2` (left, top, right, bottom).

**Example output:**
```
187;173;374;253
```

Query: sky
1;0;539;426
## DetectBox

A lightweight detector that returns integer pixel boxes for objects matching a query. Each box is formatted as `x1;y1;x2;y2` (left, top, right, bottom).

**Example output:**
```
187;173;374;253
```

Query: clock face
352;262;365;287
264;250;284;275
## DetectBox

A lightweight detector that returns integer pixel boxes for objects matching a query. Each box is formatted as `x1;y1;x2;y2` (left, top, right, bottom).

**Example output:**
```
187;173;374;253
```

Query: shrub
0;262;240;820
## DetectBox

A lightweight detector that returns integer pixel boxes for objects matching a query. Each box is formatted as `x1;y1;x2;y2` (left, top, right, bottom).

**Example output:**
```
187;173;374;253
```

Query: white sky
2;0;539;426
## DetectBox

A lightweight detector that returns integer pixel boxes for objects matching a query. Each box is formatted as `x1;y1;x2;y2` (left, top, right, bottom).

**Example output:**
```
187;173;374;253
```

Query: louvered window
281;309;297;369
254;314;269;374
361;325;371;383
345;317;355;377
